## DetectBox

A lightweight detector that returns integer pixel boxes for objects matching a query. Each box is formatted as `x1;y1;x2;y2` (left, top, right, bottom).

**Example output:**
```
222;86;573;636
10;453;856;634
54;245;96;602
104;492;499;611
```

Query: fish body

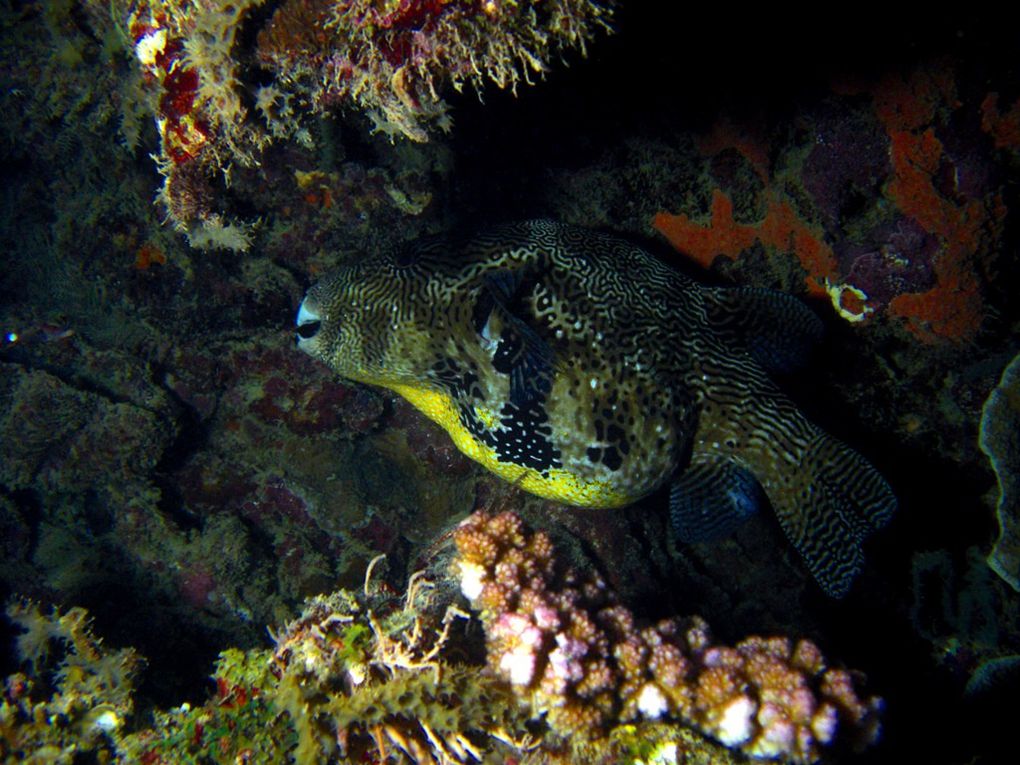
296;221;895;596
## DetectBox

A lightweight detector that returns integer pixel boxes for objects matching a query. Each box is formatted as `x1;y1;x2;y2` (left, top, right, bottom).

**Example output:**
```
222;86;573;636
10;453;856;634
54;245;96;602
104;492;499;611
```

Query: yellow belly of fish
389;383;633;509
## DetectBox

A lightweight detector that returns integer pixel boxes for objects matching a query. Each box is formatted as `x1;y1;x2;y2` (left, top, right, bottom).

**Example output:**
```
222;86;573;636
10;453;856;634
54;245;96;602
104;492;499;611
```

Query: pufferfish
296;221;895;597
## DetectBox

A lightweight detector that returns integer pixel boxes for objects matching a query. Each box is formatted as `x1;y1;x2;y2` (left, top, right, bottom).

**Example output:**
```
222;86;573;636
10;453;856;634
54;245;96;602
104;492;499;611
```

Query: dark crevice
0;347;173;426
149;362;214;533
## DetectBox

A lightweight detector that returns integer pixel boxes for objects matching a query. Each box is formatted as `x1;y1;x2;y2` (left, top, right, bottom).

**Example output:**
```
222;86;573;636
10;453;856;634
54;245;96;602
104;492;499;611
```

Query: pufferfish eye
297;320;320;339
295;300;322;342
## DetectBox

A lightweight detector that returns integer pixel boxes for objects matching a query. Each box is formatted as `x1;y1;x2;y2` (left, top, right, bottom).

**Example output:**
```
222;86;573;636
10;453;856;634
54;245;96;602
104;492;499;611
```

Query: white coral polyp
548;645;583;683
714;695;756;746
135;29;167;67
748;718;796;758
458;561;486;601
636;682;669;720
499;645;536;686
533;604;560;629
810;703;839;744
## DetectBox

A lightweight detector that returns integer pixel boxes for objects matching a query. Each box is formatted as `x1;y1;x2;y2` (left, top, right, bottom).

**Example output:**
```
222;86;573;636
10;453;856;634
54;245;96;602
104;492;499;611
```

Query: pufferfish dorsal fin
472;269;555;406
706;286;824;374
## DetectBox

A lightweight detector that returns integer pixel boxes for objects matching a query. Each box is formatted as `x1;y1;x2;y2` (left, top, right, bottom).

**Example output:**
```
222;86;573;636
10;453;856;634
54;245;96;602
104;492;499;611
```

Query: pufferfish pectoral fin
706;287;824;374
474;270;555;406
669;454;763;542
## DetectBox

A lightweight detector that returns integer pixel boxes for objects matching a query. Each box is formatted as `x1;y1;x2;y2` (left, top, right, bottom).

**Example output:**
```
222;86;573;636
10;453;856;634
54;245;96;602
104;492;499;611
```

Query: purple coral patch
837;217;939;308
802;105;890;229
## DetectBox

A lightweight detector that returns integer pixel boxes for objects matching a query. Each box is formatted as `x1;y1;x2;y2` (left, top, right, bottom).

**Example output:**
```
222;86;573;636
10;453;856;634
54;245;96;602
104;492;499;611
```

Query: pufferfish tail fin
675;286;895;597
675;387;897;597
782;431;897;596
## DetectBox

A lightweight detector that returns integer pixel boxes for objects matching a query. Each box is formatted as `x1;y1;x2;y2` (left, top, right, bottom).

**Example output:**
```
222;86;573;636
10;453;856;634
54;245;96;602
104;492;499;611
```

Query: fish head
295;249;456;389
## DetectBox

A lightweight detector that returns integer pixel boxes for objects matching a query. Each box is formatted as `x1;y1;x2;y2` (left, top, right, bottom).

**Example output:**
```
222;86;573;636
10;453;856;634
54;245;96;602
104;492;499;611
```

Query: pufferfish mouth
295;299;321;348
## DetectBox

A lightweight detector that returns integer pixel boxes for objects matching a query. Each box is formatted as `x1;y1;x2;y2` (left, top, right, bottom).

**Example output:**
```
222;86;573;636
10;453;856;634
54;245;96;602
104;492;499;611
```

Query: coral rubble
453;511;882;763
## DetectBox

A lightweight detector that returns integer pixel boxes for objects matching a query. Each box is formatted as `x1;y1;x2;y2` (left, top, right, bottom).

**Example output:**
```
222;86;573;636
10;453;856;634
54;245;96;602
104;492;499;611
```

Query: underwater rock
0;363;172;496
979;351;1020;591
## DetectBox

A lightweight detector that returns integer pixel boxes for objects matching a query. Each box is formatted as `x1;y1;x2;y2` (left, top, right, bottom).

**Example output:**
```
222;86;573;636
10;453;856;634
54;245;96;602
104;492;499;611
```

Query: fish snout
295;297;322;351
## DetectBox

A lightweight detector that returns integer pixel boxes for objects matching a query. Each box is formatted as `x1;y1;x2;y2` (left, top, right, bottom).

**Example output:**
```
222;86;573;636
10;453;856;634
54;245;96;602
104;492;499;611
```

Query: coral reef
120;0;267;247
453;511;882;763
258;561;528;764
0;0;464;647
256;0;613;142
2;565;534;764
105;0;613;234
4;553;865;764
652;60;1007;342
1;601;143;763
979;351;1020;591
2;6;1019;764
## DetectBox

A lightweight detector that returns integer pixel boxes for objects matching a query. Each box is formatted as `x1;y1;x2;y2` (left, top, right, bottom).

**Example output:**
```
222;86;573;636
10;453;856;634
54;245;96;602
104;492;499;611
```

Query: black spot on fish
493;400;561;473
